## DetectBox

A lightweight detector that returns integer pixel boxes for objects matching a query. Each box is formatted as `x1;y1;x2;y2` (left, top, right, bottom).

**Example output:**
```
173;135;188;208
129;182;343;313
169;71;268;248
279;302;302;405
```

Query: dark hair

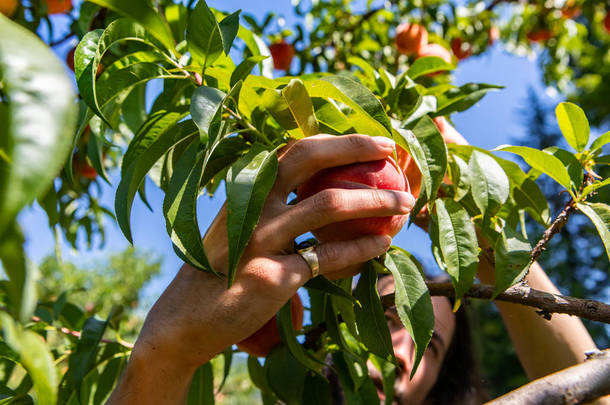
423;293;489;405
323;273;489;404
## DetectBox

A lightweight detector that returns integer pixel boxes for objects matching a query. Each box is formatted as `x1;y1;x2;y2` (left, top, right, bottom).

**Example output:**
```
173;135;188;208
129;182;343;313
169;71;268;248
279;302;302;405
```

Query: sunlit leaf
555;102;589;152
468;150;510;221
407;56;455;79
282;79;319;137
577;202;610;261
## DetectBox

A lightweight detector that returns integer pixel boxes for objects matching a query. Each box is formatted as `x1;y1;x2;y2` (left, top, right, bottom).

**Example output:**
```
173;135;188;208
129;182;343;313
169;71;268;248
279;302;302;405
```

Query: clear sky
18;0;562;304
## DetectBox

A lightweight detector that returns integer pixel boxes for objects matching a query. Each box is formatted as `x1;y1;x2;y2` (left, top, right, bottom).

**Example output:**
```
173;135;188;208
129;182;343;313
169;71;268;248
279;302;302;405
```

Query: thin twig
530;199;577;264
380;282;610;324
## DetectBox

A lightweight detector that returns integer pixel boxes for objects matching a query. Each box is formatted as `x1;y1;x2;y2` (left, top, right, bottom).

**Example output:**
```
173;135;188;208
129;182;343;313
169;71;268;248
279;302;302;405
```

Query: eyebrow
431;330;446;353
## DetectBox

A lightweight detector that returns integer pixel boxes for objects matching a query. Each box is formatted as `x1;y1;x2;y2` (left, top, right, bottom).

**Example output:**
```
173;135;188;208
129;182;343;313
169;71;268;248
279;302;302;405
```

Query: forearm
478;257;597;380
106;341;203;405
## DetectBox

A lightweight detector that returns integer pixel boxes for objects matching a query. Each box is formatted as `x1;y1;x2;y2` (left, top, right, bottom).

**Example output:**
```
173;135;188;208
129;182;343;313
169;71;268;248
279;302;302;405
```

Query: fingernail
373;136;395;150
396;191;415;211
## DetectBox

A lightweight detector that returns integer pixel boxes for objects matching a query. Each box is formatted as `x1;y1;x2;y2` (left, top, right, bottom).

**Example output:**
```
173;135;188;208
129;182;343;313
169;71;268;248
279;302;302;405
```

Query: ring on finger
295;239;320;278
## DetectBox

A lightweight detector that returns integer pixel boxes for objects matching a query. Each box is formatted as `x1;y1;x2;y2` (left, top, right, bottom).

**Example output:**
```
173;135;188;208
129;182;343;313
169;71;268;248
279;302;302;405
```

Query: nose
391;327;414;370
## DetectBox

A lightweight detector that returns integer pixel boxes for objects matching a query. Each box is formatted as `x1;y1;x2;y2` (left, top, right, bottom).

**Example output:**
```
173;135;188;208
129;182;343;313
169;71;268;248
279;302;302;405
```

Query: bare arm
477;257;597;380
107;134;414;404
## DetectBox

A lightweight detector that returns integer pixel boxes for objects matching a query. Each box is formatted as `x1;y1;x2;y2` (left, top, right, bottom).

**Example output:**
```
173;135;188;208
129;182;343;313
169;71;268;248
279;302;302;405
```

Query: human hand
130;134;416;374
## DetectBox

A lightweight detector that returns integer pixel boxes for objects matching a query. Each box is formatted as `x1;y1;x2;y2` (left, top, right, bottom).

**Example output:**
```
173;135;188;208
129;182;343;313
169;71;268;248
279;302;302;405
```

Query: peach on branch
395;23;428;55
269;40;294;71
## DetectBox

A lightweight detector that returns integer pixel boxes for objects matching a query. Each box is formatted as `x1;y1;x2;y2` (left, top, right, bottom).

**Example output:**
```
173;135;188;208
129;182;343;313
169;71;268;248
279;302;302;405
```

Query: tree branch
530;198;577;264
380;282;610;324
486;349;610;404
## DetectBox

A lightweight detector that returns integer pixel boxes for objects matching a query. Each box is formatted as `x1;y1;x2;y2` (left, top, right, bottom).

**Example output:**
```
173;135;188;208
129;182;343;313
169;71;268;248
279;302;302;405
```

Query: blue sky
18;0;564;304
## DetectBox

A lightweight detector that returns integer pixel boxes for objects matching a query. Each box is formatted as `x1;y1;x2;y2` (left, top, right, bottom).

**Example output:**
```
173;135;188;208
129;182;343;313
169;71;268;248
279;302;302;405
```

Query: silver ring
296;244;320;278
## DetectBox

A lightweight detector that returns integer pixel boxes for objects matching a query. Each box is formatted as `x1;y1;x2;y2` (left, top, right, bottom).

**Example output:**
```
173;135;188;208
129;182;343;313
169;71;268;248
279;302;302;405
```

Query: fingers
281;234;392;285
268;188;414;241
275;134;396;197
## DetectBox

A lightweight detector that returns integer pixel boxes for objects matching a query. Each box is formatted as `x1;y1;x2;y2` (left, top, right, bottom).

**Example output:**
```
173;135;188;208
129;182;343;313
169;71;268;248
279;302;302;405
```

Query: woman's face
369;278;456;405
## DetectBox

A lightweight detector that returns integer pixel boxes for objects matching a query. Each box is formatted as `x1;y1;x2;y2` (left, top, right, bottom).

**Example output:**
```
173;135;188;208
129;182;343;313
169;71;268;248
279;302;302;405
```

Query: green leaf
0;15;76;235
407;56;455;79
116;111;194;243
86;125;110;185
266;346;307;405
230;55;267;88
201;136;249;190
582;177;610;196
353;262;395;362
384;248;434;379
435;198;479;298
225;145;278;286
65;317;109;392
219;11;241;55
282;79;319;137
435;83;503;117
191;86;226;145
278;299;324;374
468;150;510;220
302;374;332;405
92;356;126;405
0;225;36;322
304;276;358;304
1;314;57;405
217;349;233;393
86;0;175;53
186;363;214;405
555;102;589;152
493;228;532;297
304;77;390;137
237;27;274;79
590;131;610;153
494;145;573;191
396;116;448;224
543;147;583;190
163;141;215;273
577;202;610;261
312;98;354;135
187;0;223;68
247;356;273;396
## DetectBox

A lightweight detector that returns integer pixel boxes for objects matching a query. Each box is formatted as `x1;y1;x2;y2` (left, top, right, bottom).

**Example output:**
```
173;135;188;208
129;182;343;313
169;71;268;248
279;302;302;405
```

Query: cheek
396;353;443;405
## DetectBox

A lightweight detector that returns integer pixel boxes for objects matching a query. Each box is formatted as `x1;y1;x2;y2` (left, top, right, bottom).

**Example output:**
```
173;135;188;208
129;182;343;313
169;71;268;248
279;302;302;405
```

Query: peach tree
1;0;610;403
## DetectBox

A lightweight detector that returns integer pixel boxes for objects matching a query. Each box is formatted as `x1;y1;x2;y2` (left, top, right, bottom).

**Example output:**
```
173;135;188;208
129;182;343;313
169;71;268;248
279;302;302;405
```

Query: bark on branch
486;349;610;405
530;199;577;264
380;282;610;324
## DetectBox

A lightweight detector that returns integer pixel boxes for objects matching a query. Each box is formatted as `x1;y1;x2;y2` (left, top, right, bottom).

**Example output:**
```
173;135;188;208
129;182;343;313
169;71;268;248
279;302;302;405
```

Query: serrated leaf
186;363;214;405
577;202;610;261
468;150;510;220
435;198;479;298
191;86;226;145
555;102;589;152
383;247;434;379
282;79;319;137
278;299;324;374
353;262;395;362
1;314;57;405
493;228;531;297
164;141;215;273
225;145;278;286
116;112;194;243
0;15;76;235
86;0;175;53
494;145;572;191
407;56;455;79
